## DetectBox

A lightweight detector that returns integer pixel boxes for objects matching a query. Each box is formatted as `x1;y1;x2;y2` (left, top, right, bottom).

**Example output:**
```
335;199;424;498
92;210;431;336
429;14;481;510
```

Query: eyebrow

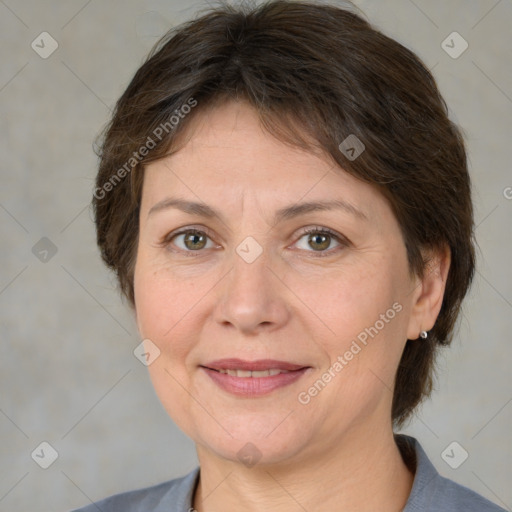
147;196;368;223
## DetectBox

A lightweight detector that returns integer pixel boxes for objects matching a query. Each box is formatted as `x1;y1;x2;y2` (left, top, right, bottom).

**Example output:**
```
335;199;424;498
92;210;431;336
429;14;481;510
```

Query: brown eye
307;232;331;251
182;230;207;250
167;229;214;252
294;227;346;256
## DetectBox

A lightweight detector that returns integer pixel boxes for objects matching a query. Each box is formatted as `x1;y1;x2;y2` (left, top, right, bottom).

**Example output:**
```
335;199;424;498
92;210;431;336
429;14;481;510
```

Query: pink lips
200;358;310;396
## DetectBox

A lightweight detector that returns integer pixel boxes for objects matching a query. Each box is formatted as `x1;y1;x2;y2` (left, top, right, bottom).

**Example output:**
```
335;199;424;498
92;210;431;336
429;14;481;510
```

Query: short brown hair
93;0;475;427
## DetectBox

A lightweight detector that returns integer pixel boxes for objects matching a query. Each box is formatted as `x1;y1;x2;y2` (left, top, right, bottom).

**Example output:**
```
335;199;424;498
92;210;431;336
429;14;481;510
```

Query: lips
200;358;311;396
202;358;307;373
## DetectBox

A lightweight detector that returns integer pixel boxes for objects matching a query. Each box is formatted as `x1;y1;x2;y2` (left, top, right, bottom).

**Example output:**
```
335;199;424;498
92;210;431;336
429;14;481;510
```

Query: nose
214;245;291;336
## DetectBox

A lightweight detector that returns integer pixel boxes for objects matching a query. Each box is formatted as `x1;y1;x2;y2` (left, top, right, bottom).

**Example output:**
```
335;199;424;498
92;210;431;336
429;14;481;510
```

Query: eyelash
159;225;349;258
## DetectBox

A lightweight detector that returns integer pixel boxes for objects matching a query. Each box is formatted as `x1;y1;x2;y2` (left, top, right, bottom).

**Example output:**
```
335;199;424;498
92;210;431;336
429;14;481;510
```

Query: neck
192;424;414;512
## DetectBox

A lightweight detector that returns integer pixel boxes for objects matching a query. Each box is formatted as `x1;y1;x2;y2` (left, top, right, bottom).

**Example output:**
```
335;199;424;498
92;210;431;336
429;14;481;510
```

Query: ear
406;245;451;340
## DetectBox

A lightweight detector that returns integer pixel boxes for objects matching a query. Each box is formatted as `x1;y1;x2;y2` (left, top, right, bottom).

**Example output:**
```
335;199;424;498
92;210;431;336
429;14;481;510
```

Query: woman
74;1;505;510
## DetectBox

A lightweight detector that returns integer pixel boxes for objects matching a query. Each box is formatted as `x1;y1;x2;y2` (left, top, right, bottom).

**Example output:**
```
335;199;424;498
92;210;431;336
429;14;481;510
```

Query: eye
293;227;347;256
160;225;348;257
163;228;217;255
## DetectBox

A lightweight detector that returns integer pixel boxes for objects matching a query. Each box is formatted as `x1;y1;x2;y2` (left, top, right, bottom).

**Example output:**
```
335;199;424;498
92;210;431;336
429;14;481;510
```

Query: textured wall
0;1;510;511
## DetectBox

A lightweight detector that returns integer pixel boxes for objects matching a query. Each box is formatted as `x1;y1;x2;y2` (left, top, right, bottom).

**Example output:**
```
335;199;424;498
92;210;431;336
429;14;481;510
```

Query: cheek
133;262;204;433
294;255;409;399
133;253;220;377
133;265;191;387
298;257;402;343
134;252;202;339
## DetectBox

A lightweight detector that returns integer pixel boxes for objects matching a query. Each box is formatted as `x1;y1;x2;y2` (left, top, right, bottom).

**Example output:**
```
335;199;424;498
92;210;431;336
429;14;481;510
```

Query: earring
420;330;428;339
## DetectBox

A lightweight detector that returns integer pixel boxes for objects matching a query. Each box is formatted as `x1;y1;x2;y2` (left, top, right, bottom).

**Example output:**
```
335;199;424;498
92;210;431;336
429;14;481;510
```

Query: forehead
140;101;385;223
166;100;328;173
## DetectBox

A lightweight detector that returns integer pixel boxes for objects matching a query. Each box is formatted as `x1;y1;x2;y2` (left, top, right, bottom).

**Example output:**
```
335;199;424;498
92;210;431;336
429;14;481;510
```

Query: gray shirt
71;435;506;511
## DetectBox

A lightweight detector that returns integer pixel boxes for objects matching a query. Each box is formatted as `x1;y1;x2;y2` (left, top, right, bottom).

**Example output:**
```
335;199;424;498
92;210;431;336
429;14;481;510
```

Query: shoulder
70;467;199;512
397;435;507;512
432;472;507;511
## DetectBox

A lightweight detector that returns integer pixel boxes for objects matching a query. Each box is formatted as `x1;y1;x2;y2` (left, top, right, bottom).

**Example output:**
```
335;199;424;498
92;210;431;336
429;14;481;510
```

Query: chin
192;412;318;468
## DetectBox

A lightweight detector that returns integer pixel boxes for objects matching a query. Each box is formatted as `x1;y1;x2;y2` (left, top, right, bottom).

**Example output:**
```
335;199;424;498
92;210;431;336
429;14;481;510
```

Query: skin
133;100;450;512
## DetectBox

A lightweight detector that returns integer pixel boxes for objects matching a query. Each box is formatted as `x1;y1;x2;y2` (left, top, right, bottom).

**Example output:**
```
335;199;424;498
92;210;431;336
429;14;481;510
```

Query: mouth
212;368;291;377
200;358;311;396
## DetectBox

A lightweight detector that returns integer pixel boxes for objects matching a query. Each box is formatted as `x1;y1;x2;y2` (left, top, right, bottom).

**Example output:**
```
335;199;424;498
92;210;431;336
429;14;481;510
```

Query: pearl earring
420;330;428;339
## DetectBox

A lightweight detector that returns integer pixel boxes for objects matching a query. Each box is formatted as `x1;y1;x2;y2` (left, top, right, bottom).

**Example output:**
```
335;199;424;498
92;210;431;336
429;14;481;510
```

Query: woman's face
134;101;426;466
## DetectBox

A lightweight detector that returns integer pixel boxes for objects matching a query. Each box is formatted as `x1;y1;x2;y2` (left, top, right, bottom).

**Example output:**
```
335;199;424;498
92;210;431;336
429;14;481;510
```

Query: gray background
0;0;511;511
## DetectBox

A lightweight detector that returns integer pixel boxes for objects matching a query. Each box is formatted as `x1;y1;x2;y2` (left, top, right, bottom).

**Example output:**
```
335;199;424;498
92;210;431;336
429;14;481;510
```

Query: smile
200;360;311;396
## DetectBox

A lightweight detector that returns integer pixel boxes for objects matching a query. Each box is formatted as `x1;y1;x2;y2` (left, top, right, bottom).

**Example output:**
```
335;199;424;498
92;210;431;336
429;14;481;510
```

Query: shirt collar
397;434;441;511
